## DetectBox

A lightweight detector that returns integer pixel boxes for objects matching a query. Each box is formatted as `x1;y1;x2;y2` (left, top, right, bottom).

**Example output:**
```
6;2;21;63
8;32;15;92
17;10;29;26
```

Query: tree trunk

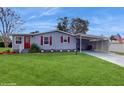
2;36;10;48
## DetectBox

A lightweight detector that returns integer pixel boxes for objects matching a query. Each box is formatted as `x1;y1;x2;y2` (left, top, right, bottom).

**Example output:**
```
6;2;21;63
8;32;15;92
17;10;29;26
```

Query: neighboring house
110;34;123;43
12;30;109;53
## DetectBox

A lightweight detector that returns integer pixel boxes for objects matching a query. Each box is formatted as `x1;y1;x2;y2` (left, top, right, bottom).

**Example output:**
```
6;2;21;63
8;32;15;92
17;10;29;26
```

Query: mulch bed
0;52;16;54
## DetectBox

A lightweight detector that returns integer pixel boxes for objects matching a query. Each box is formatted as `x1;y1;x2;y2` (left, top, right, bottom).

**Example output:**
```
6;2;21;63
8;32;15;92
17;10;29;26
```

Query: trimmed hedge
29;43;40;53
0;42;12;48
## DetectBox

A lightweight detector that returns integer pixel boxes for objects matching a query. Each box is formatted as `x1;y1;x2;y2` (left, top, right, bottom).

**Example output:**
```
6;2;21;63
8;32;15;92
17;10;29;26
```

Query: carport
76;34;109;52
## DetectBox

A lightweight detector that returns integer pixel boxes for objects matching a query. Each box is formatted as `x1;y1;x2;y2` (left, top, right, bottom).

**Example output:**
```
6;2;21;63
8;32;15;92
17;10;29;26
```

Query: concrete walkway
83;51;124;67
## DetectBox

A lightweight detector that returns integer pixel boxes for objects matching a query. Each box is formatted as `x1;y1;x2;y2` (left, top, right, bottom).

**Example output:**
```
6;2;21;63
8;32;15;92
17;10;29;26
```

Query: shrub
0;42;12;48
29;44;40;53
8;42;12;48
5;49;10;53
0;42;4;47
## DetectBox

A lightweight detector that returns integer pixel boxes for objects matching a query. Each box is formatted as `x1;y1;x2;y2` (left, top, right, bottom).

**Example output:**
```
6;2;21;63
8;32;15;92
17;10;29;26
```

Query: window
16;36;22;44
44;37;49;44
25;36;30;43
61;36;70;43
64;39;67;42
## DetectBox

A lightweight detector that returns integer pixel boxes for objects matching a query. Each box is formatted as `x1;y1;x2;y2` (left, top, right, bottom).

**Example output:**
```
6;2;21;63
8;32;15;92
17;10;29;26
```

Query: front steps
21;49;29;53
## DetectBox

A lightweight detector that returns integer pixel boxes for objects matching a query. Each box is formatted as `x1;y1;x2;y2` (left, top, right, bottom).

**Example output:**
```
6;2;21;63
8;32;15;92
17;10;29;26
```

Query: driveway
83;51;124;67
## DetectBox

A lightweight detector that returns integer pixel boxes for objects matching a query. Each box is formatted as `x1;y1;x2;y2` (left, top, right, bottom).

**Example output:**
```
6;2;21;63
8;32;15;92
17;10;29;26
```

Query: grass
0;52;124;86
111;51;124;56
0;47;11;52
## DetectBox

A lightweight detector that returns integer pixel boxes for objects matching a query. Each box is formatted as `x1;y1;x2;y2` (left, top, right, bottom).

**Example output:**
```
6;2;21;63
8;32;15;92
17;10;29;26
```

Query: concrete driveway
83;51;124;67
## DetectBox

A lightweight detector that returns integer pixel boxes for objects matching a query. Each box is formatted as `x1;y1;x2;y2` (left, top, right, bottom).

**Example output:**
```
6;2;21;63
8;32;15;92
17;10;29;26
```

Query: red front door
24;36;30;49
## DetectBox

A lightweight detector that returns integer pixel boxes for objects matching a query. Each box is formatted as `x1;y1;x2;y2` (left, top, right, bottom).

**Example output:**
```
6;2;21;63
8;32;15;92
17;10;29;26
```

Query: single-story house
12;30;109;53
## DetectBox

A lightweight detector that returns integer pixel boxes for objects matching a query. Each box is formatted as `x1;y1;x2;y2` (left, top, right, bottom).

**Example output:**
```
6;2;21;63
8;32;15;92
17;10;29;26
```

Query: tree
0;36;2;42
30;31;39;34
57;17;69;31
110;35;115;41
57;17;89;34
70;18;89;34
0;7;24;47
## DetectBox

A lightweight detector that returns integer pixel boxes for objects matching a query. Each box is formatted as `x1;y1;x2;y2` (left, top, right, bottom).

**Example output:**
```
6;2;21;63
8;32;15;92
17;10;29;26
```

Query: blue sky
11;7;124;36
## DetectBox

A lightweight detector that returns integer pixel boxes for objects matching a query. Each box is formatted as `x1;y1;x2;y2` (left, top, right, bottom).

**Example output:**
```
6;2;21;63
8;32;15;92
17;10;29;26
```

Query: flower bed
0;52;16;54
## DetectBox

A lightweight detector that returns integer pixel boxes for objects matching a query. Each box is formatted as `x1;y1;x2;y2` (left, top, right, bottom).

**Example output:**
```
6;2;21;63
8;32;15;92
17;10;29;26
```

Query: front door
24;36;30;49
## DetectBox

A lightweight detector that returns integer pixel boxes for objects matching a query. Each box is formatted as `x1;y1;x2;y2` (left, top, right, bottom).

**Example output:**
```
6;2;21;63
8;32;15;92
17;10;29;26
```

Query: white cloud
88;15;124;36
27;15;36;20
40;8;60;17
25;8;60;21
24;21;56;32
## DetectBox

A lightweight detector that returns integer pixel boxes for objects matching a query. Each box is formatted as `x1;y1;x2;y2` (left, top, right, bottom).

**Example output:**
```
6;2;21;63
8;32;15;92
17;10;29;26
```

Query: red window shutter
68;36;70;43
50;36;52;45
41;36;43;45
61;36;63;43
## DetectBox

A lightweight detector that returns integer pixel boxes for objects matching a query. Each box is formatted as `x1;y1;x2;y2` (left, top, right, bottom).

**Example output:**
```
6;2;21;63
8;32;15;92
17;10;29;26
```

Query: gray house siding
32;32;76;50
12;31;76;51
12;31;109;52
12;35;24;52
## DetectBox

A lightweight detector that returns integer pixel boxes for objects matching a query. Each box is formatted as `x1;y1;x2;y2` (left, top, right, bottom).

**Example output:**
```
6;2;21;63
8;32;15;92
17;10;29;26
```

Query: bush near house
0;47;11;52
29;44;40;53
0;42;12;47
0;48;16;54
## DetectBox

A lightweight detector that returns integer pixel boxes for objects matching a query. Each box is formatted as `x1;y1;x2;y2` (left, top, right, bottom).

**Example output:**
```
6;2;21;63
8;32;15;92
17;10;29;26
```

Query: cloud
27;15;36;20
88;15;124;36
40;8;60;17
25;8;60;21
23;21;56;32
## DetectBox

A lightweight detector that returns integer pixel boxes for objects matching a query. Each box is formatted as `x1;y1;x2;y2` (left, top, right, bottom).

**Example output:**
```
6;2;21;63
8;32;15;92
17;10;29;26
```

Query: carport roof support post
80;35;82;53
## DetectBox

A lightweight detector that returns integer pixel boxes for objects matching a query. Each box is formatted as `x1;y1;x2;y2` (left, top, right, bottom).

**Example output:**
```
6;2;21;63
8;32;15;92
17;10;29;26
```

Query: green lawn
0;47;11;52
0;52;124;86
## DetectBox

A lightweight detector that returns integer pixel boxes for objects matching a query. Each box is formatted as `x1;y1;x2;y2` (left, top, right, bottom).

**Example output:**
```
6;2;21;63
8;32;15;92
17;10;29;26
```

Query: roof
11;30;75;36
12;30;109;41
76;33;109;41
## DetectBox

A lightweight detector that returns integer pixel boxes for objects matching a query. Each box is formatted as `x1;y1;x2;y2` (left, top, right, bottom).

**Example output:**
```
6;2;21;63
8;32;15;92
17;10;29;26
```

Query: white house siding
109;43;124;53
32;32;76;50
12;36;24;51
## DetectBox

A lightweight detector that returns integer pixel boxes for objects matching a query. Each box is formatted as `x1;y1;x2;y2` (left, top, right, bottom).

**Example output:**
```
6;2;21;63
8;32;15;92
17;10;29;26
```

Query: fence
109;43;124;53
